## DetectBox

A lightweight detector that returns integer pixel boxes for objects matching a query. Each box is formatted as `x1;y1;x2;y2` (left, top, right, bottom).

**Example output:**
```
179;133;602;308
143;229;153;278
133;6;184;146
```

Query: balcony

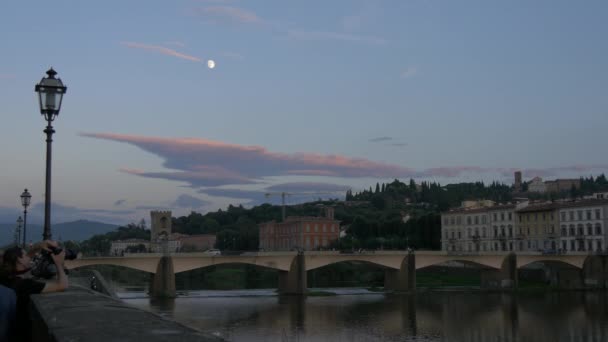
472;234;481;242
546;233;558;239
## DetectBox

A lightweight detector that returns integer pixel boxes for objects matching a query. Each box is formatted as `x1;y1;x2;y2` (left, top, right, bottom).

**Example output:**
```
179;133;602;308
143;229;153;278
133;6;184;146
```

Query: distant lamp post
20;188;31;246
35;68;67;241
15;216;23;246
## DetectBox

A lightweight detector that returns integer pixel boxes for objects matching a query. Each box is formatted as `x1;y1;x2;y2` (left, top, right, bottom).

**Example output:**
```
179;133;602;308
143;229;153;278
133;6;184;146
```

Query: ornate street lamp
15;216;23;246
35;68;67;240
20;188;31;246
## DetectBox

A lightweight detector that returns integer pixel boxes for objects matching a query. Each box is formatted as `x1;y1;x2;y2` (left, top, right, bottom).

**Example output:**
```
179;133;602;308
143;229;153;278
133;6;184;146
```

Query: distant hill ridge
0;220;119;246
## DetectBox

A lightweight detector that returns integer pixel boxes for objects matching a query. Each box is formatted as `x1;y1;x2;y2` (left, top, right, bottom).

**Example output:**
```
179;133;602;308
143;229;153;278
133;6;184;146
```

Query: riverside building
441;199;608;254
258;207;340;251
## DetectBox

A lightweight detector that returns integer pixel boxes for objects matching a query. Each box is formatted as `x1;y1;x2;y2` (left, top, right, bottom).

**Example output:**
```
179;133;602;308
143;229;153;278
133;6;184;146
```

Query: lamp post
20;189;31;246
35;68;67;241
15;216;23;246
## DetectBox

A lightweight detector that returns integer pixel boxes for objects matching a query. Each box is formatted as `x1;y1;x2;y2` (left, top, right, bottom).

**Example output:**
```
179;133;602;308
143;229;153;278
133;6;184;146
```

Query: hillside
0;220;118;246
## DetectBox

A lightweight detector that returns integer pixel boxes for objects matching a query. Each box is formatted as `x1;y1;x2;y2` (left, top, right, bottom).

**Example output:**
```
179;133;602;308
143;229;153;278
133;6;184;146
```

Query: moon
207;60;215;69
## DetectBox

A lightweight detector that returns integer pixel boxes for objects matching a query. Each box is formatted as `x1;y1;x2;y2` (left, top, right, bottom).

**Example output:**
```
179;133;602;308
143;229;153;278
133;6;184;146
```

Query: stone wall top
30;286;223;342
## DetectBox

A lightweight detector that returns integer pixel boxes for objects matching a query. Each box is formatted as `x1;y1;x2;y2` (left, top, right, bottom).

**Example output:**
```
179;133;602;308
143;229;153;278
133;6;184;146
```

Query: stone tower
150;210;172;241
514;171;522;192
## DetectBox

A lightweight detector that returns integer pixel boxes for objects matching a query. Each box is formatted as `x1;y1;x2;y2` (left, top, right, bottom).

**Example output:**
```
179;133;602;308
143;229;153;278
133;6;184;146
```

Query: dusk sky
1;0;607;224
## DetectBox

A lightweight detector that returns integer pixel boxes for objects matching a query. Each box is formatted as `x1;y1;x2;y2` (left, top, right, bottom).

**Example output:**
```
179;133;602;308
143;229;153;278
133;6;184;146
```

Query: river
118;288;608;342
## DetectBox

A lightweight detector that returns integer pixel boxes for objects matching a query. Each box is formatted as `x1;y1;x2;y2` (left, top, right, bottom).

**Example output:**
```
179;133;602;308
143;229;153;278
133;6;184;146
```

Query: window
562;240;567;251
587;210;592;220
474;216;479;225
501;226;505;236
450;217;455;225
331;225;335;233
587;224;593;235
509;242;513;251
588;240;593;251
493;227;498;237
570;240;575;251
598;240;603;251
314;224;319;232
596;209;601;220
542;213;546;220
482;227;487;238
550;213;554;220
467;217;472;225
322;224;327;232
508;212;512;220
508;226;513;237
578;224;584;236
458;231;462;239
493;213;497;221
467;228;471;237
451;231;455;238
457;217;462;225
475;228;479;237
306;224;310;232
482;216;487;224
569;212;574;221
570;225;575;236
561;212;566;221
596;223;602;235
561;225;567;236
577;211;583;220
501;213;505;221
314;236;319;248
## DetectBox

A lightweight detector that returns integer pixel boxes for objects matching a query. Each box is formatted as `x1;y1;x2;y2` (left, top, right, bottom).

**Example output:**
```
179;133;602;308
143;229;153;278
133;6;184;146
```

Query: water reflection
124;291;608;342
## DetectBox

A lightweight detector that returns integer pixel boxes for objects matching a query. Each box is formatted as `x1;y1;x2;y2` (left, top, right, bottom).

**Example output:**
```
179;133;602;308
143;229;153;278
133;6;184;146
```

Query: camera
31;246;78;279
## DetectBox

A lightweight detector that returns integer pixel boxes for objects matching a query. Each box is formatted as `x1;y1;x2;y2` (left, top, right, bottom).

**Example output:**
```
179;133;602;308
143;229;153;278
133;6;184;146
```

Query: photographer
0;240;68;341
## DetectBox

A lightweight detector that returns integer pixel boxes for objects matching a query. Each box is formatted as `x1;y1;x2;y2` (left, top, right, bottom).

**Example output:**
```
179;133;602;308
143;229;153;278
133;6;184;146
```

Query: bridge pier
481;253;518;290
582;255;606;289
384;252;416;292
278;253;307;295
150;256;176;298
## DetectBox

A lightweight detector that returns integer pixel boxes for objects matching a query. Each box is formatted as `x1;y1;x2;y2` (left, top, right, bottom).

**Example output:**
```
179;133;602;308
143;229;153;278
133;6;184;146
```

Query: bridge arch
173;255;295;273
517;255;587;269
305;254;405;271
67;257;160;273
415;254;506;270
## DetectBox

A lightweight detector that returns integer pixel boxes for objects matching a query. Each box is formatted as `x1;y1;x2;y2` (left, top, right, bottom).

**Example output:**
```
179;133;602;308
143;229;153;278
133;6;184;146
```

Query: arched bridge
66;251;608;296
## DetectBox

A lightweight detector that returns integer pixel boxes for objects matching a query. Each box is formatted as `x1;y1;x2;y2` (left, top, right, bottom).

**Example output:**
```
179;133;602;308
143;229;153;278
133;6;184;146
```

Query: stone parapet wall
30;286;222;342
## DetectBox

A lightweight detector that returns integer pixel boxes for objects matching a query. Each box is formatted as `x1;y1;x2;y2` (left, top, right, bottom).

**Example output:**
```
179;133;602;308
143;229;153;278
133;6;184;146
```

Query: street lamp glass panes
35;69;67;118
21;189;31;207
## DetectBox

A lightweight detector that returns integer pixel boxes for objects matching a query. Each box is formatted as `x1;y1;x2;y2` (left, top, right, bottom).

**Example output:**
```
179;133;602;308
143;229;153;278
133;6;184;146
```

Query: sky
1;0;607;225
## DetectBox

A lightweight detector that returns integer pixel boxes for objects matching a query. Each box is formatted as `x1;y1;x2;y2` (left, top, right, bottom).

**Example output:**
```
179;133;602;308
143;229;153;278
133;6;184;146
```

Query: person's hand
51;249;65;265
42;240;59;252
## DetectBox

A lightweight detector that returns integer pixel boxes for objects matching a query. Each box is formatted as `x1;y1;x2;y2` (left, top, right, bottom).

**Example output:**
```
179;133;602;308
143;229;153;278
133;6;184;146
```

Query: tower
514;171;522;192
150;210;172;241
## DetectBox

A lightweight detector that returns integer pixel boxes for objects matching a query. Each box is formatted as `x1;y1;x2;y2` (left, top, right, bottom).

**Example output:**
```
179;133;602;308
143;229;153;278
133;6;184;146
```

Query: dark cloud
369;136;392;143
172;194;210;209
114;199;127;206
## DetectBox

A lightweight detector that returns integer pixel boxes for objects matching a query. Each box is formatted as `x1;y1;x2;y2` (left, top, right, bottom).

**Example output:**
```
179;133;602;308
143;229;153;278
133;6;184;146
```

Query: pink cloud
120;42;202;63
82;132;608;189
83;132;415;186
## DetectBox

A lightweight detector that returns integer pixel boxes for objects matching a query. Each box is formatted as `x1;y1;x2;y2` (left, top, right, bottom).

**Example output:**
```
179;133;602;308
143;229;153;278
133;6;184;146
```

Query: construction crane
265;192;292;221
264;191;340;222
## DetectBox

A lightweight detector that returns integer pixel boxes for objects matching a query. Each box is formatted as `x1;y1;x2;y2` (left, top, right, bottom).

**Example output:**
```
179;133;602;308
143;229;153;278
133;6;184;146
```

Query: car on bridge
202;249;221;256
